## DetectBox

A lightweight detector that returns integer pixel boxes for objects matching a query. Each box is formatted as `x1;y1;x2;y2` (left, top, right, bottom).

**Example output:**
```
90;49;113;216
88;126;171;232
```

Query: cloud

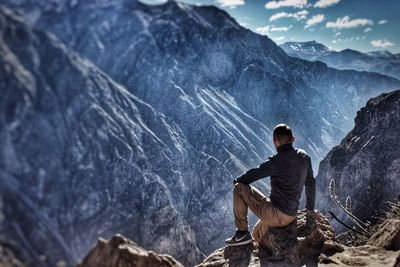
314;0;340;8
273;36;286;41
270;10;308;21
371;39;394;48
305;14;325;28
334;32;341;36
326;16;373;29
364;27;372;33
216;0;245;9
255;25;292;35
265;0;307;9
378;19;387;25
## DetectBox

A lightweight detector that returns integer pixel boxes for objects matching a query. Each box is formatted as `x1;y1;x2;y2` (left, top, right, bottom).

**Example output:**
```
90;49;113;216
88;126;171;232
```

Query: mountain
280;40;333;61
0;6;203;266
316;90;400;231
1;1;400;266
280;41;400;80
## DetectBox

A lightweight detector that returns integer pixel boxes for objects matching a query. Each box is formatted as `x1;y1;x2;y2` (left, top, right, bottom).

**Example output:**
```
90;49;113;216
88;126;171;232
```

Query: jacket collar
277;143;294;153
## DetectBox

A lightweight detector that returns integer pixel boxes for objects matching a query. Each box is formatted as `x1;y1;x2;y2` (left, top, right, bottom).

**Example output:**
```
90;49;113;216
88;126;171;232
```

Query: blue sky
140;0;400;53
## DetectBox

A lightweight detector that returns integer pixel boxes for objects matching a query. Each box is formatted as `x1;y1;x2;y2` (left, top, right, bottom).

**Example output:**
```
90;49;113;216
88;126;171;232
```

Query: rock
317;90;400;232
0;244;25;267
77;234;183;267
197;210;336;266
319;245;400;267
259;210;336;263
367;219;400;250
336;230;369;247
320;240;346;256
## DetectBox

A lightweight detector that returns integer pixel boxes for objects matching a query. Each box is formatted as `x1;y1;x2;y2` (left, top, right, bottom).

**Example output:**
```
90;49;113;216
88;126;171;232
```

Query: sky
140;0;400;53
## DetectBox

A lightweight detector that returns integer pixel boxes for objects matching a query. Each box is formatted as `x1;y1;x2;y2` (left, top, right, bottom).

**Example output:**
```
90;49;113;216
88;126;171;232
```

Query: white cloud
364;27;372;33
326;16;373;29
314;0;340;8
216;0;245;9
378;19;387;25
255;25;292;35
273;36;286;41
305;14;325;28
270;10;308;21
334;32;341;36
265;0;307;9
371;39;394;48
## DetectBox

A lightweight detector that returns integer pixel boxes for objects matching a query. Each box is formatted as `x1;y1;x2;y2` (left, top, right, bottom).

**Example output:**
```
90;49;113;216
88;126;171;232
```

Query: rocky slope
2;1;400;267
281;41;400;80
0;6;203;266
317;90;400;231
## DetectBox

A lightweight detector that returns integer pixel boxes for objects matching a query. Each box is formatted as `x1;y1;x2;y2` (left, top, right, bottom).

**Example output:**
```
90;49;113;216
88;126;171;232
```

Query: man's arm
305;157;316;211
233;157;275;185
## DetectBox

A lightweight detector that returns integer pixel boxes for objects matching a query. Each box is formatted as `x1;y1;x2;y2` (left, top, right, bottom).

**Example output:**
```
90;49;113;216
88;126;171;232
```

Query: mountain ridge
280;40;400;80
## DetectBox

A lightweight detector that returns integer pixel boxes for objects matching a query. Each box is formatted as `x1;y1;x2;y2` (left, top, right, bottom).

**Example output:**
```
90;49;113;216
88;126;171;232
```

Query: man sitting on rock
225;123;316;246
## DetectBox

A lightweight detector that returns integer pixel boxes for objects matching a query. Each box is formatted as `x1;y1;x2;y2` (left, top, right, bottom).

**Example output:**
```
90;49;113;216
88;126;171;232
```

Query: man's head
273;123;295;149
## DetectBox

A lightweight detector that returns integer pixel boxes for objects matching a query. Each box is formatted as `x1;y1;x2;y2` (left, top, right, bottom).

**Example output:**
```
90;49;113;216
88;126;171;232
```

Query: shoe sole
225;239;253;247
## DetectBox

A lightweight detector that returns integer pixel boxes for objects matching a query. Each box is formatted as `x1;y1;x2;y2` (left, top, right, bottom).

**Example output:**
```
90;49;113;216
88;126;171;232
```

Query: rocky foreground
77;210;400;267
78;234;183;267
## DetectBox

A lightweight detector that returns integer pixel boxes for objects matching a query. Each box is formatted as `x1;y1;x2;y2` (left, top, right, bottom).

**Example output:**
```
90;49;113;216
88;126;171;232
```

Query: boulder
259;210;337;263
197;210;338;266
367;219;400;250
77;234;183;267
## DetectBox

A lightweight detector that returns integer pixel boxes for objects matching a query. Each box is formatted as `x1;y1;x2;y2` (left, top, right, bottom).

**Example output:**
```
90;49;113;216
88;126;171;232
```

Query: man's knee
234;182;249;194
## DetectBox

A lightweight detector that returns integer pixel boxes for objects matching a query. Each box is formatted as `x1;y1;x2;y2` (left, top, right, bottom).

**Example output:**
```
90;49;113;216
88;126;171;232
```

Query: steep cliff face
0;7;203;266
317;90;400;231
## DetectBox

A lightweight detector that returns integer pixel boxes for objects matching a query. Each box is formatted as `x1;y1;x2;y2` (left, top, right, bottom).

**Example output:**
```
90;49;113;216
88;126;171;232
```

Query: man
225;123;316;246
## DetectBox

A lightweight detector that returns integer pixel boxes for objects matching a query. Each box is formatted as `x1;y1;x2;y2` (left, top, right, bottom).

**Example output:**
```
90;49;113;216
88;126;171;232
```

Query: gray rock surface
317;90;400;232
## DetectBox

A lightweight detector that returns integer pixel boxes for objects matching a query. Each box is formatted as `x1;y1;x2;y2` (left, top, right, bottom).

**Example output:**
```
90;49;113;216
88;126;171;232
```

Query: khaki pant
233;183;296;243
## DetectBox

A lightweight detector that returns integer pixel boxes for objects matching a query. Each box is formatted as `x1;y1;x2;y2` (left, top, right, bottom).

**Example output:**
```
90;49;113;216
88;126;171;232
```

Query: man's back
226;124;316;247
235;143;315;216
269;144;314;216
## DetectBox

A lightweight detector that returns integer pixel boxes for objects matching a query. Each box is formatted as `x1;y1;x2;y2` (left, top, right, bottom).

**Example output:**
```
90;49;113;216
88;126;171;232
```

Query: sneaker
225;230;253;246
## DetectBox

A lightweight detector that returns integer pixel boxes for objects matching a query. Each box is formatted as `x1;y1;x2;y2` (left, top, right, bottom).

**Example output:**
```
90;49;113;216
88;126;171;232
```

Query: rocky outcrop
317;90;400;231
196;210;339;266
319;245;400;267
77;234;183;267
367;219;400;250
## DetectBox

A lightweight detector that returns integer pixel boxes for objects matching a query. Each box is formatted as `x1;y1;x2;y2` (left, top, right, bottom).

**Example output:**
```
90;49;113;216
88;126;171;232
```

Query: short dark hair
273;123;293;144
